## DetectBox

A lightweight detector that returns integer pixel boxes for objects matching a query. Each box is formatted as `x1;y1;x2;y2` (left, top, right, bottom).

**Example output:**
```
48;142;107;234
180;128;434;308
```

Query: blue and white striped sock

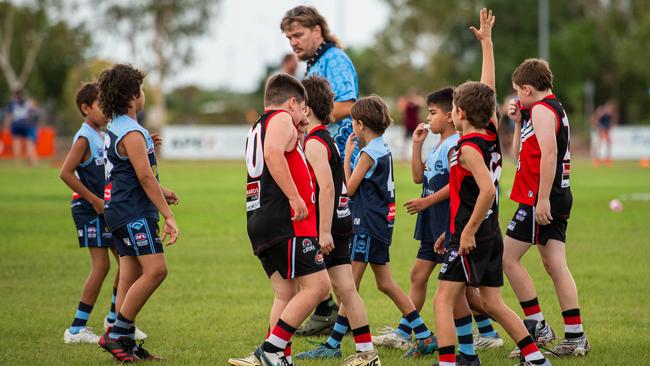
395;316;412;339
405;311;432;340
325;316;349;349
455;315;477;359
106;288;117;323
69;302;93;334
474;314;497;337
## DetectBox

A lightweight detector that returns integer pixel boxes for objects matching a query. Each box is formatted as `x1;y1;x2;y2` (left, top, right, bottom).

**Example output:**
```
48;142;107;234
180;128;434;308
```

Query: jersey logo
246;181;261;211
337;196;351;218
302;239;316;253
314;250;324;265
387;202;396;222
103;182;112;201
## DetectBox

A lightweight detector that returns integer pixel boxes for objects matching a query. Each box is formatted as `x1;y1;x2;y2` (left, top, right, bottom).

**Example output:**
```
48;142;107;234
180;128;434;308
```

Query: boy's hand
162;216;179;245
163;188;180;205
434;232;447;255
92;197;105;215
459;230;476;255
319;232;334;255
151;133;163;147
508;99;522;124
535;198;553;225
345;133;357;157
404;197;429;215
412;123;429;144
469;8;495;42
289;195;308;221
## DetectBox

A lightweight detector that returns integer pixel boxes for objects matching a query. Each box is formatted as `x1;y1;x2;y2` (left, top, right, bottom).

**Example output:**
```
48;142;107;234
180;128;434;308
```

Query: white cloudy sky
95;0;389;92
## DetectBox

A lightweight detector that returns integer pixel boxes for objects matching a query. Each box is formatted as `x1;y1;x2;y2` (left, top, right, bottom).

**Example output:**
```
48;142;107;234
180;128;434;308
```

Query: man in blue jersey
281;5;358;160
280;5;359;337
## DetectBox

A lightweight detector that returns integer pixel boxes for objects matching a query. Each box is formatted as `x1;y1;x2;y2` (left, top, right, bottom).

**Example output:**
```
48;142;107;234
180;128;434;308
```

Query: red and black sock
562;308;584;339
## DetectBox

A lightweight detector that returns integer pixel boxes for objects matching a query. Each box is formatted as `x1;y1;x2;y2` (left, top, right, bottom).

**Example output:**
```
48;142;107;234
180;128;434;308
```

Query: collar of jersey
305;41;336;74
308;124;328;135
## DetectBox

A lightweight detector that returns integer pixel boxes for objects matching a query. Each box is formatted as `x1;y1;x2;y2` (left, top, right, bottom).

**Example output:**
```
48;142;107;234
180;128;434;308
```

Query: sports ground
1;158;649;365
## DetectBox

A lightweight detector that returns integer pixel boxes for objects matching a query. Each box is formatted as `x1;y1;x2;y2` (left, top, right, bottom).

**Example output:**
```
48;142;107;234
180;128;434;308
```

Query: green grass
1;158;649;365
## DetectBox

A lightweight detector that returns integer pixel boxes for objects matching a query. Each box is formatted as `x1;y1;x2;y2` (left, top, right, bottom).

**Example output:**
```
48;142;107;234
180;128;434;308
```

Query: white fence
161;125;439;160
591;126;650;159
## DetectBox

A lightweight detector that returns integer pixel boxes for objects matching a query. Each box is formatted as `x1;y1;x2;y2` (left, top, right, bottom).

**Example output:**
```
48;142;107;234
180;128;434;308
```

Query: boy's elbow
412;176;423;184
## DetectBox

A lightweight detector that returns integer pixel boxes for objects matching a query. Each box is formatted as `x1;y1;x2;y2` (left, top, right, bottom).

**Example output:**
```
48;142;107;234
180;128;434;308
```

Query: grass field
1;158;649;365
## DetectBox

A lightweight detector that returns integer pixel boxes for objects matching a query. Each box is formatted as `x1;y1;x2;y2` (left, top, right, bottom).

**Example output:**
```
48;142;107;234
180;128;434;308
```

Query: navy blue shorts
112;217;163;257
74;215;112;248
416;241;445;263
10;123;36;141
350;233;390;265
325;233;352;268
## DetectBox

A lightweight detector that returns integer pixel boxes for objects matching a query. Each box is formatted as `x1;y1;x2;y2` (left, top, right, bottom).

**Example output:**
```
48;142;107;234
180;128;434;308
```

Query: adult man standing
282;5;359;337
281;6;358;161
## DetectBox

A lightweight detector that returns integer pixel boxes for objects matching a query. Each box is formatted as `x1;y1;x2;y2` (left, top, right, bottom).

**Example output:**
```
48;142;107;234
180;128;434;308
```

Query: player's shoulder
323;47;353;67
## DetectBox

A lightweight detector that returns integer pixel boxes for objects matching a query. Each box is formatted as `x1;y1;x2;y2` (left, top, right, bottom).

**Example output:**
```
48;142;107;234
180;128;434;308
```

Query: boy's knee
147;265;168;283
410;270;429;287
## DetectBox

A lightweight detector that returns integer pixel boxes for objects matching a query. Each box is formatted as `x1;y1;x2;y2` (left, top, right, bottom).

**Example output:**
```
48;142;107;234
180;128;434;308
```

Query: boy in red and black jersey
243;73;331;366
432;11;552;365
504;59;589;358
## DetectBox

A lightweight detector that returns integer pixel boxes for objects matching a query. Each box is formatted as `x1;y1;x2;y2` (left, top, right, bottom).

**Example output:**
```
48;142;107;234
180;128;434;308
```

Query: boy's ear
456;106;466;121
80;103;91;117
446;111;453;122
304;106;312;117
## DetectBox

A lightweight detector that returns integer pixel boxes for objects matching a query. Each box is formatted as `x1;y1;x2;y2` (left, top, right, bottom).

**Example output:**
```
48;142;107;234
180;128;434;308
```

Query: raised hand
469;8;495;42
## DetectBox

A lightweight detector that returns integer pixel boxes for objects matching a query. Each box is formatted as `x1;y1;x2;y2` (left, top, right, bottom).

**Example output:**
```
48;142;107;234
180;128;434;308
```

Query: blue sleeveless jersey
351;136;395;244
70;123;106;219
104;115;159;230
414;133;459;242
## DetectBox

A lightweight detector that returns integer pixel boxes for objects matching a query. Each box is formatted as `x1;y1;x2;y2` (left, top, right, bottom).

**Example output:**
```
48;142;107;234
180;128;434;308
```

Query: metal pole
539;0;550;60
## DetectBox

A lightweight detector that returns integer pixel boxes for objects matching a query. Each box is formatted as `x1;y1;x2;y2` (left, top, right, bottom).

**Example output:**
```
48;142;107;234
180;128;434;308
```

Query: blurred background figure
280;53;299;77
592;99;617;166
3;89;38;166
498;95;517;160
398;88;424;161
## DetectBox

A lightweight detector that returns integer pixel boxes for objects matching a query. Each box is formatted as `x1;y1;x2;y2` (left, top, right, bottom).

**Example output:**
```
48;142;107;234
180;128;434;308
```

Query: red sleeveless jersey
449;121;501;242
510;95;572;218
245;110;317;254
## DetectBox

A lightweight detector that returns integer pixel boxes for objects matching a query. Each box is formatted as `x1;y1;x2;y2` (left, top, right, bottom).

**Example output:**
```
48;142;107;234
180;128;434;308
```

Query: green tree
371;0;650;125
103;0;219;130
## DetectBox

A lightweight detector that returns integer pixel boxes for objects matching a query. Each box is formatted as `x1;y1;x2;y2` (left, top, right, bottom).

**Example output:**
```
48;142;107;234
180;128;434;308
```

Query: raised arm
470;8;498;126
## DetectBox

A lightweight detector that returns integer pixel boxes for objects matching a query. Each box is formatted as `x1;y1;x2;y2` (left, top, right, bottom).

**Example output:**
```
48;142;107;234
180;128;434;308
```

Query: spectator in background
398;88;424;161
3;89;38;165
281;53;299;77
498;94;516;160
592;99;617;166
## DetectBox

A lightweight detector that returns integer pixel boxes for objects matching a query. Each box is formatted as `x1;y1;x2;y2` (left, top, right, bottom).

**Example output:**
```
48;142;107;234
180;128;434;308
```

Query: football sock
69;301;93;334
405;310;432;340
106;287;117;324
455;315;477;360
518;335;546;363
438;345;456;366
352;325;374;352
562;308;584;339
520;297;545;322
395;316;413;339
474;313;497;337
325;315;349;349
109;313;134;339
285;342;292;364
263;319;296;353
314;294;336;317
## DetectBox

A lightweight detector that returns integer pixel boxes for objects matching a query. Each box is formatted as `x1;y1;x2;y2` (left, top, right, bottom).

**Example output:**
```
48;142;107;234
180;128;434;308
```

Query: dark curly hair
302;76;334;124
97;64;145;118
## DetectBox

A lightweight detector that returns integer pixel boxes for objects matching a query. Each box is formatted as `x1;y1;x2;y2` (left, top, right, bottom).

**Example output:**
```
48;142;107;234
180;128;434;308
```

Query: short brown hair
351;95;392;134
97;64;145;118
512;58;553;91
302;76;333;124
281;6;342;48
264;73;307;107
453;81;495;129
76;83;99;117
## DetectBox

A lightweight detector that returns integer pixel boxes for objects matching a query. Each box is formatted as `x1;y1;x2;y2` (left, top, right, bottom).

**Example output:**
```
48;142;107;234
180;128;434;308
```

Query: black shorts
112;217;163;257
506;204;568;245
74;215;112;248
416;240;445;264
350;233;390;265
325;233;352;268
258;237;325;279
438;233;503;287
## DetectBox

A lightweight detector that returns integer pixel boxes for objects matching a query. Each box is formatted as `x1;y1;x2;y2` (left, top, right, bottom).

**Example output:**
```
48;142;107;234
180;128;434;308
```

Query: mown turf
1;158;648;365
